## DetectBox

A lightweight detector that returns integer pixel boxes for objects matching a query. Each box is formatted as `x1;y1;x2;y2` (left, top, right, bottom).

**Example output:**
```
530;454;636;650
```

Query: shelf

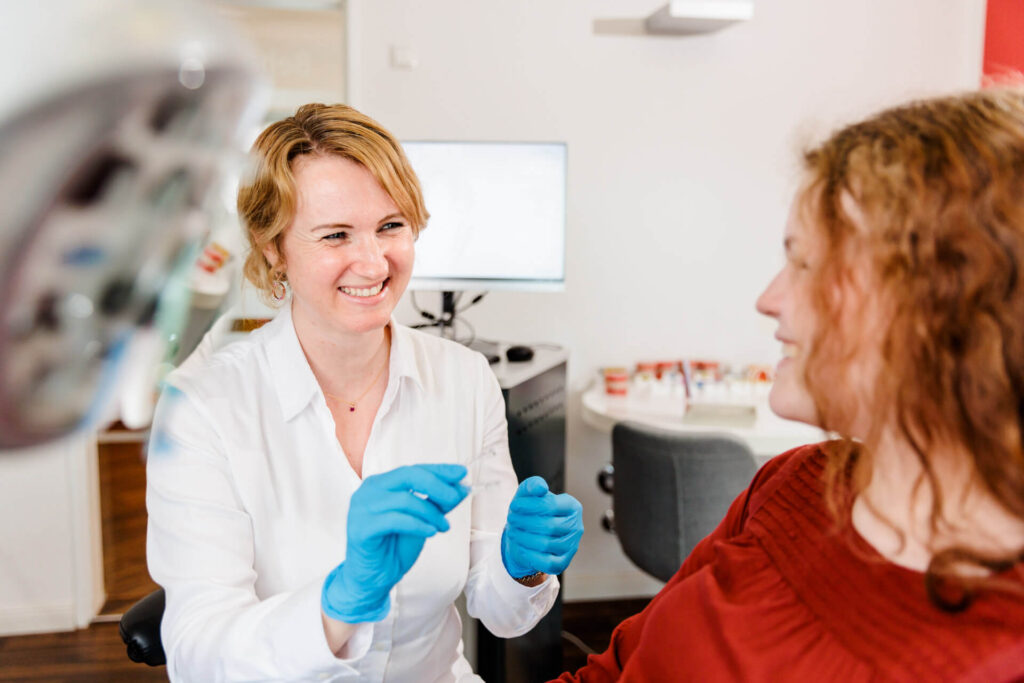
645;0;753;35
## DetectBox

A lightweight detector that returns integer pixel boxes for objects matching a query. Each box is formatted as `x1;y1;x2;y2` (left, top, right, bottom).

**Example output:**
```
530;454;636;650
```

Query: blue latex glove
322;463;469;622
500;476;584;579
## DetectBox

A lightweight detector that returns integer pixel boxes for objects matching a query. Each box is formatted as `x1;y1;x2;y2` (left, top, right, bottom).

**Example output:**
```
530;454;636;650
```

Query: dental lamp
0;0;265;448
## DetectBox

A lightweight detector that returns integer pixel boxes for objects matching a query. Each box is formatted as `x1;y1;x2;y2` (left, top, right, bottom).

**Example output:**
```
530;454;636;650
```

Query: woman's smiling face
756;197;821;426
756;190;887;435
269;153;415;339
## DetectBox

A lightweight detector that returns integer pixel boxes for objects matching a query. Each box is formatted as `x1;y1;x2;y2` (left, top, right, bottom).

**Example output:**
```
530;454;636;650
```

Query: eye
323;231;349;241
379;221;405;233
786;252;810;271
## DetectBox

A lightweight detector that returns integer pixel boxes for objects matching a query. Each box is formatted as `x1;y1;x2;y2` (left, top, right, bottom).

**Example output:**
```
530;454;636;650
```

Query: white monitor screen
402;141;567;292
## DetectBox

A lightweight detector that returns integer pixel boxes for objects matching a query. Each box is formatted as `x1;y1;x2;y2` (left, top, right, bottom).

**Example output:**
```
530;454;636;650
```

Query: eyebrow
311;213;405;232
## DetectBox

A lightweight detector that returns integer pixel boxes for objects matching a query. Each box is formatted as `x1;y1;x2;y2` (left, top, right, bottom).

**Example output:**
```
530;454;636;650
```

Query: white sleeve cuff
287;579;374;675
488;544;559;608
466;542;558;638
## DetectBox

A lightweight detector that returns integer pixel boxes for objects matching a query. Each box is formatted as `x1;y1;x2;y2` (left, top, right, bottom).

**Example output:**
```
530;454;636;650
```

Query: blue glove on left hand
322;463;469;623
500;476;583;579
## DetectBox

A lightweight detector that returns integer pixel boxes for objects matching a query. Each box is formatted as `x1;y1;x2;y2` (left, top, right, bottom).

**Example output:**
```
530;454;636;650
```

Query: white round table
581;383;826;461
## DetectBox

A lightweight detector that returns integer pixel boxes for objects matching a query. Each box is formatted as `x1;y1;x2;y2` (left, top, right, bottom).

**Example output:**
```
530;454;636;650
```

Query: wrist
512;572;547;587
500;527;535;578
321;563;391;623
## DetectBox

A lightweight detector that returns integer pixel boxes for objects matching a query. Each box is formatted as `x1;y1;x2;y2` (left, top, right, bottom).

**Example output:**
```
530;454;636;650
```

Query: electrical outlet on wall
390;45;418;69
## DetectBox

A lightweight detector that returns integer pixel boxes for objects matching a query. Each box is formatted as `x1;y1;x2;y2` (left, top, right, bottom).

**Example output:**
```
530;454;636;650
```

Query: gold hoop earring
271;279;286;301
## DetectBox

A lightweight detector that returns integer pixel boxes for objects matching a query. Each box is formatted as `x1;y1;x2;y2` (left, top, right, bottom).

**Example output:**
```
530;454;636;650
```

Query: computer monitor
402;140;567;293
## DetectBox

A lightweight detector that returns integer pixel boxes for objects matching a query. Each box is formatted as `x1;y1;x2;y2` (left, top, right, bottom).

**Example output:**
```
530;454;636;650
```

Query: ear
263;243;280;270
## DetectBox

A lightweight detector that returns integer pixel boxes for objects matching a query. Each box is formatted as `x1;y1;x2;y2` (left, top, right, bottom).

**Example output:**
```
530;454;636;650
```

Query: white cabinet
0;434;105;635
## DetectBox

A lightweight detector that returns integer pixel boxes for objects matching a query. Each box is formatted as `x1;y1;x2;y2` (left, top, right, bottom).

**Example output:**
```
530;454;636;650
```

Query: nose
351;233;389;279
756;268;785;319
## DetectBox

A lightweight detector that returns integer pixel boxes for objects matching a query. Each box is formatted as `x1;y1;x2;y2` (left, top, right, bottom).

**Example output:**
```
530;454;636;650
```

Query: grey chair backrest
612;421;758;583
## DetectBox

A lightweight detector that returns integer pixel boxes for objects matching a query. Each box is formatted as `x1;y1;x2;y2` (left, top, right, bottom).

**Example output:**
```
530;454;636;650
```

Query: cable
456;291;487;314
561;629;597;656
407;291;488;344
454;316;476;345
410;291;437;321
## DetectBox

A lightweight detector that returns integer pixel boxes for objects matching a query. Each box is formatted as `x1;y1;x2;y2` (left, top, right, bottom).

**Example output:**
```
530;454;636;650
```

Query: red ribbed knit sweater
555;443;1024;682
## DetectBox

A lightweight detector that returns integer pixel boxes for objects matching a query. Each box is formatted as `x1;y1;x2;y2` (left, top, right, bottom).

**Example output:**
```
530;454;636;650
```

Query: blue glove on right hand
322;463;468;623
501;476;584;579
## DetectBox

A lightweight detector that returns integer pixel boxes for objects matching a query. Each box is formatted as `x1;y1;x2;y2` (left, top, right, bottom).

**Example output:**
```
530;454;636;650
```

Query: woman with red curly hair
557;89;1024;682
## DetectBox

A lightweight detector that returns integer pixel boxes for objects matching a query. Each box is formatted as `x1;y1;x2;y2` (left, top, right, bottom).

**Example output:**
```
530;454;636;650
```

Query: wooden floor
97;441;162;616
560;597;650;673
0;438;650;681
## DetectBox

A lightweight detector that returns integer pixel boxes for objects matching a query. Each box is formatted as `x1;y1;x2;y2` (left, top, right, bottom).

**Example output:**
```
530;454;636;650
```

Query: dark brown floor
560;597;651;673
0;437;650;681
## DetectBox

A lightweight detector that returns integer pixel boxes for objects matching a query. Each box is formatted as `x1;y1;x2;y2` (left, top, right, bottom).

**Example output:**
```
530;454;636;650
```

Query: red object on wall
983;0;1024;81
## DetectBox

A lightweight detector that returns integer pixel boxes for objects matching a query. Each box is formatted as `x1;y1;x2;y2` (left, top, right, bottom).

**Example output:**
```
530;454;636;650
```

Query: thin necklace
323;337;390;413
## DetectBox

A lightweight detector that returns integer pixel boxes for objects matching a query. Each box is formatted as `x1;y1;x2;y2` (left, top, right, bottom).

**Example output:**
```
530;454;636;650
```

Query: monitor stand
439;291;501;363
439;291;457;339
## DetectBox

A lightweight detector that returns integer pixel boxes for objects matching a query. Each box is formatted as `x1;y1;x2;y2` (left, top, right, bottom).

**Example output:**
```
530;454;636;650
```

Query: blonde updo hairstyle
238;103;429;305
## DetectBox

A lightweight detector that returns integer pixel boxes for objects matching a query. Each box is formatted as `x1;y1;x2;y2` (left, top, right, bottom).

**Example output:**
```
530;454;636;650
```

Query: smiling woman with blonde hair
557;88;1024;682
145;103;583;682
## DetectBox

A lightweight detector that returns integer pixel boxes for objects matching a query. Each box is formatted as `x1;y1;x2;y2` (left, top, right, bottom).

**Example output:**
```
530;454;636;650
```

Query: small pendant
349;405;356;412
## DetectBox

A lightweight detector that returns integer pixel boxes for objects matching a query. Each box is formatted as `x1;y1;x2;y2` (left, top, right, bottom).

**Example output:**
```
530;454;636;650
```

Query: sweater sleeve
551;449;799;683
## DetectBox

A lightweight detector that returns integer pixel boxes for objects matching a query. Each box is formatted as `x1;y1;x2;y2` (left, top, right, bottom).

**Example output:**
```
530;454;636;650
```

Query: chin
342;315;392;335
767;383;818;427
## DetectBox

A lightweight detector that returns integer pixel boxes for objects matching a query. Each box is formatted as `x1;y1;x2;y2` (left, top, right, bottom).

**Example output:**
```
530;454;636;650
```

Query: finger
361;510;443;540
416;463;470;483
512;476;550;499
505;546;573;576
508;491;581;517
371;463;468;489
367;465;469;513
506;511;582;536
505;527;582;556
360;490;454;534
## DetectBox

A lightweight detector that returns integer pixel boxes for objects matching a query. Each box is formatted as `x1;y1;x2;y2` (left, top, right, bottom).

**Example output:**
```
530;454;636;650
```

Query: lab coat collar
387;321;425;395
263;303;424;422
262;303;318;422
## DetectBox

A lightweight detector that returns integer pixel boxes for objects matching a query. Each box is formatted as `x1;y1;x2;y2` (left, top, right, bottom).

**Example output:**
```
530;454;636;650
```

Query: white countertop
581;383;826;459
488;345;568;390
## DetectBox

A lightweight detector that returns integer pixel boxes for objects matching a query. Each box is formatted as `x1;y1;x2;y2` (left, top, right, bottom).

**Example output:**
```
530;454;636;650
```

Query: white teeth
781;343;798;358
340;283;383;297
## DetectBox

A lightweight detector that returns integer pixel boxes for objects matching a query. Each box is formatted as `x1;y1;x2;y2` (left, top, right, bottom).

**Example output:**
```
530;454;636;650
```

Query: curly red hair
798;88;1024;609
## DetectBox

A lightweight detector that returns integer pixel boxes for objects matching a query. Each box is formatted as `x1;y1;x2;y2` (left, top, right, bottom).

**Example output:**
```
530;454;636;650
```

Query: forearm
321;611;360;656
160;580;349;681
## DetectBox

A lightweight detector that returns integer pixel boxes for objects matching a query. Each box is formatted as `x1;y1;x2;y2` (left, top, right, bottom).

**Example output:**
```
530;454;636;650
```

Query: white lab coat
146;304;558;682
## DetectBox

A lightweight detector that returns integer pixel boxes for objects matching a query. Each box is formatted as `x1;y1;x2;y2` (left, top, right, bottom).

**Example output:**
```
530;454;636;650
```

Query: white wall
348;0;986;599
